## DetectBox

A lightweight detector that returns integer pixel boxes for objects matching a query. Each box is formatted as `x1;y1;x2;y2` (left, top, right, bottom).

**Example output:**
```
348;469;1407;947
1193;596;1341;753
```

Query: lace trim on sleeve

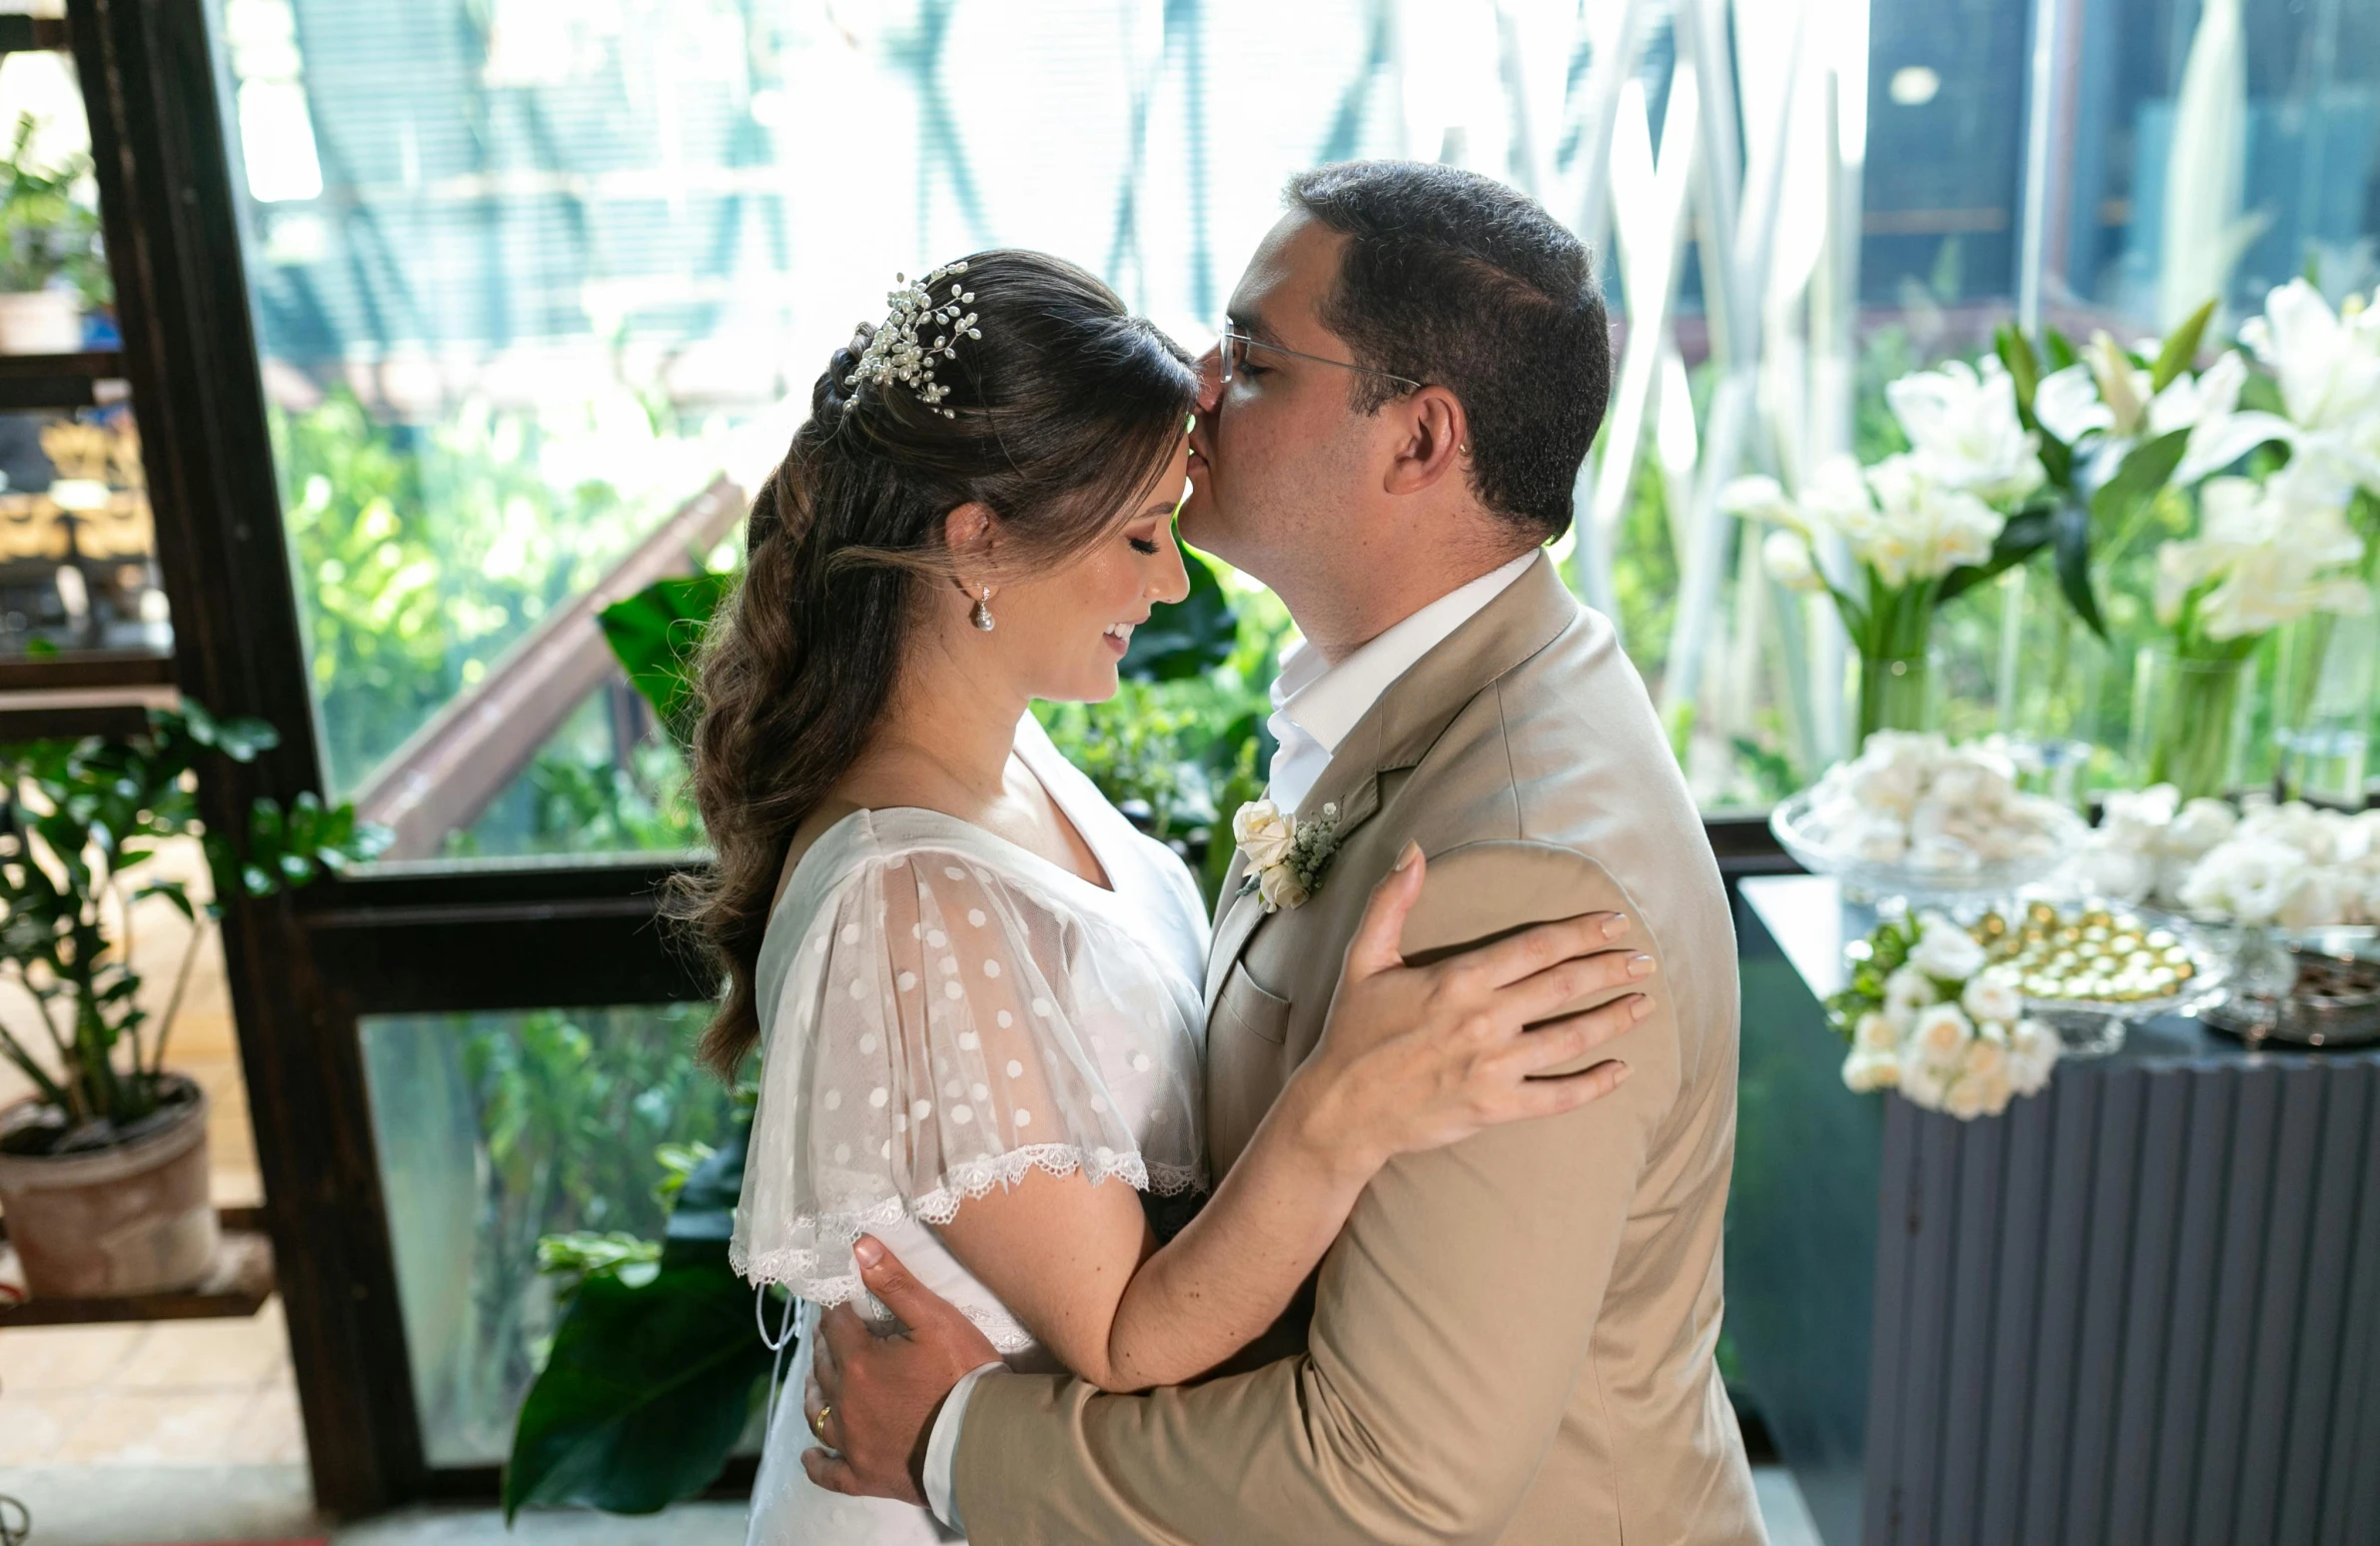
729;1142;1206;1305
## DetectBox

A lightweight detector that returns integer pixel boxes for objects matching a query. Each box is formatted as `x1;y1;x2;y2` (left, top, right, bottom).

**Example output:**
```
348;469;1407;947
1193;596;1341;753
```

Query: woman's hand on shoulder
1288;842;1652;1173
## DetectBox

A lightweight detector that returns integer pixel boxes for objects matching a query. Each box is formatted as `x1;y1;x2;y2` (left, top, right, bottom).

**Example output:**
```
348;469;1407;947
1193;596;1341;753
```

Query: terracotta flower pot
0;1078;219;1297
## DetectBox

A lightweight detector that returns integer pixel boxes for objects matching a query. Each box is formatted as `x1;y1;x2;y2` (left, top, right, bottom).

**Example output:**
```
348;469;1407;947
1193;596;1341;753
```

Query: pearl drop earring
971;586;995;632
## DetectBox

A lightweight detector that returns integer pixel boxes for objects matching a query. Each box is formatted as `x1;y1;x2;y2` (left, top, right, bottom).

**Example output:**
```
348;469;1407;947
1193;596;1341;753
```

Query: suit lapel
1198;555;1583;1016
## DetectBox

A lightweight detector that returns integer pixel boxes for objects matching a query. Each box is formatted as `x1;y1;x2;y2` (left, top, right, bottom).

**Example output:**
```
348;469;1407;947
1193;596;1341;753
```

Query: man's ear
943;501;998;587
1382;386;1469;497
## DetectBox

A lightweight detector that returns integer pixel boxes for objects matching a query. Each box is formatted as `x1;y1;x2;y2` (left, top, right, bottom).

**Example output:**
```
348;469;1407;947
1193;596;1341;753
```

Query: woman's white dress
732;715;1210;1544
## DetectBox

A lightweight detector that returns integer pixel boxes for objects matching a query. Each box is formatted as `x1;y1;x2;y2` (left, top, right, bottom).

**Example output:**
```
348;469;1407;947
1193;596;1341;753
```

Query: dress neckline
770;718;1122;936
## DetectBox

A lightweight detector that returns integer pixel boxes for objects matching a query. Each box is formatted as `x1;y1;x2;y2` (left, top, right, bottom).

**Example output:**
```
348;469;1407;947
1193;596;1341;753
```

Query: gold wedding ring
811;1403;833;1442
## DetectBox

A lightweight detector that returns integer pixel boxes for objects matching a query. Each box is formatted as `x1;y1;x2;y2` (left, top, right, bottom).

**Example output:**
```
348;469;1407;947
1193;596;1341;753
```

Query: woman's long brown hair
674;250;1198;1079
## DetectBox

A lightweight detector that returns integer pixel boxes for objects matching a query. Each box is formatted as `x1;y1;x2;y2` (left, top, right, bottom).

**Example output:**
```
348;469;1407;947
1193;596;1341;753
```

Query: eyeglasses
1216;324;1421;392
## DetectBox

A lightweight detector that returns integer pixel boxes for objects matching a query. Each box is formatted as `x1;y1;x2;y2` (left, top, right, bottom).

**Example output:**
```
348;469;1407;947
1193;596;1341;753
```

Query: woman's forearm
1092;1069;1383;1390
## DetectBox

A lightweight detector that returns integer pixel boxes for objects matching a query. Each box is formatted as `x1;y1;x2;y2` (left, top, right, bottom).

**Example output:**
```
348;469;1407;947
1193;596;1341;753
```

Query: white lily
2154;466;2371;641
2034;343;2283;490
2237;278;2380;496
1885;357;2047;505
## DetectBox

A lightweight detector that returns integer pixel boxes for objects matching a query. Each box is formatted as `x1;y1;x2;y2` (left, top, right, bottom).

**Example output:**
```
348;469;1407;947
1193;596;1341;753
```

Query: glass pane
207;0;2380;833
0;45;170;664
359;1002;734;1466
2057;0;2380;330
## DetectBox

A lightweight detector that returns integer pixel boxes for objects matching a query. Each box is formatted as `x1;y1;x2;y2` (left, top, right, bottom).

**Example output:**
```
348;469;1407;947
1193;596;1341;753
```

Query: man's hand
801;1235;1001;1505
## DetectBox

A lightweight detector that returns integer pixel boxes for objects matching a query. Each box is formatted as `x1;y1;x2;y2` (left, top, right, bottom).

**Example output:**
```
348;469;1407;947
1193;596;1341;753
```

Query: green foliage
0;705;386;1140
2150;299;2218;393
505;1119;770;1519
447;732;702;861
537;1231;663;1289
0;112;105;302
598;574;735;751
438;1002;734;1458
1037;571;1292;901
1119;549;1240;682
274;390;646;795
1824;913;1922;1040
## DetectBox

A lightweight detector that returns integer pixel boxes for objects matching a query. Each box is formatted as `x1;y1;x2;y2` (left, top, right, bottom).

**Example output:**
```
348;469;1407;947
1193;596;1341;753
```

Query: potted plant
0;703;382;1297
0;111;107;356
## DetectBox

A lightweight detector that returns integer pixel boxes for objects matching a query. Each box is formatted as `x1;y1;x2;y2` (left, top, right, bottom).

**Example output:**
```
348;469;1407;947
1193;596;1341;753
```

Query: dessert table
1729;874;2380;1546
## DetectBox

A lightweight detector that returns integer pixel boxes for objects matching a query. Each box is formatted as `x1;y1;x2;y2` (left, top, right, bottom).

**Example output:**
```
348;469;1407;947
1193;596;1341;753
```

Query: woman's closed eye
1128;536;1160;555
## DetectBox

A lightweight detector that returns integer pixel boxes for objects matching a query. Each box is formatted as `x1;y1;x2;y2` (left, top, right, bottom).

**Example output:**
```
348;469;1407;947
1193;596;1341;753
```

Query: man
806;160;1765;1545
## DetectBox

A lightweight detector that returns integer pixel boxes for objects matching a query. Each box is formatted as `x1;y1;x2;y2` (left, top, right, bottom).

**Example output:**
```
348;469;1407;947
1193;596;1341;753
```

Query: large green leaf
2052;499;2106;639
2150;298;2217;392
661;1119;746;1256
2090;427;2192;536
597;573;734;752
1120;547;1238;683
500;1257;773;1519
503;1117;765;1519
1993;323;2040;422
1937;510;2052;605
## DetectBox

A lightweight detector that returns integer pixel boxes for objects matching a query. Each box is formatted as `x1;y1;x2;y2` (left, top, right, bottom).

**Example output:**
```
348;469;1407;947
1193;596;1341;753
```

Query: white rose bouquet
1725;356;2048;741
1830;910;2060;1120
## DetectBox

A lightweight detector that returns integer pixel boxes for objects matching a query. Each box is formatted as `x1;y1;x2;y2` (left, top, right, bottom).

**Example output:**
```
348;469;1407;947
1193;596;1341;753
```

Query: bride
682;250;1653;1543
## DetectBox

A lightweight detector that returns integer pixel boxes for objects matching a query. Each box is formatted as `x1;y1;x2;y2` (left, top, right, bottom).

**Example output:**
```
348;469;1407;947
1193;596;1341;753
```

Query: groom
807;160;1764;1544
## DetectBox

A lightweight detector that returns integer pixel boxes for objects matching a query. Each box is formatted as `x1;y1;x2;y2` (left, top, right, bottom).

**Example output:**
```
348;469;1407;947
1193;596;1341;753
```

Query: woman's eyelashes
1127;535;1160;555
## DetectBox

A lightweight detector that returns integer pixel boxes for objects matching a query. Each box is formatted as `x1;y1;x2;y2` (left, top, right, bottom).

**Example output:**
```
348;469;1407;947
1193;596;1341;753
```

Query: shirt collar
1270;551;1540;761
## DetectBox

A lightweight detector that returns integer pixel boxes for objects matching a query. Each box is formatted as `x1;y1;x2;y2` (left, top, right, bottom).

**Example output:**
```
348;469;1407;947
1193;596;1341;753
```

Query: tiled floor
0;1300;305;1469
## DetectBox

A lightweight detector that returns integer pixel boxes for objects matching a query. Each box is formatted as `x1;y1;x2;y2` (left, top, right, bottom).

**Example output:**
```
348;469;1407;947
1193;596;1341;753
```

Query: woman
684;250;1652;1543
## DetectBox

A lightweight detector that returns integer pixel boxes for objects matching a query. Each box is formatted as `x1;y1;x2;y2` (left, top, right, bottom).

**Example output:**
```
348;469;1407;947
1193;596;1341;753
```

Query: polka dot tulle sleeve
730;846;1206;1308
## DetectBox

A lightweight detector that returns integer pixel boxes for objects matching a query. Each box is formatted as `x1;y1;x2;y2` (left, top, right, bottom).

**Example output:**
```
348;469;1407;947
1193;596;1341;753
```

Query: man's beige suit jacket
954;555;1766;1544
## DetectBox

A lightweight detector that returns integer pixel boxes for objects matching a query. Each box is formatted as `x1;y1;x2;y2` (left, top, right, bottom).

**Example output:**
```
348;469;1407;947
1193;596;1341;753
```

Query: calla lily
1724;454;2003;592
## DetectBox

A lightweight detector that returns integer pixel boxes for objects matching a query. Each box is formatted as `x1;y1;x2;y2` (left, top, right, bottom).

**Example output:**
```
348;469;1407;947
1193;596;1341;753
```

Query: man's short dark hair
1286;160;1612;541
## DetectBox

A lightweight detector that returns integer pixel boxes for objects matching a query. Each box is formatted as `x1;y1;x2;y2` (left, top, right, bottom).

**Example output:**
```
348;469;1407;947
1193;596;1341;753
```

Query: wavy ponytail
674;250;1197;1079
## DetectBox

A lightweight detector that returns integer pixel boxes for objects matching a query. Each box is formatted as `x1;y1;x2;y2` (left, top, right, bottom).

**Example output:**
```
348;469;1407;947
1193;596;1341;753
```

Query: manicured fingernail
853;1236;883;1267
1603;913;1630;938
1630;993;1655;1020
1614;1062;1634;1081
1628;953;1656;978
1395;839;1421;871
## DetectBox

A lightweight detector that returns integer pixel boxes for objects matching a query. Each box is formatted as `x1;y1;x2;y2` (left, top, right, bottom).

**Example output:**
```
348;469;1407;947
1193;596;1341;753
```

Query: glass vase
2272;611;2376;806
1993;565;2107;806
2129;647;2251;801
1855;651;1935;742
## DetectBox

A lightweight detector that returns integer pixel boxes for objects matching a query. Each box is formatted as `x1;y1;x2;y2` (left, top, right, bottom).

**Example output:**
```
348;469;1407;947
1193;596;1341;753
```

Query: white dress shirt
921;550;1541;1534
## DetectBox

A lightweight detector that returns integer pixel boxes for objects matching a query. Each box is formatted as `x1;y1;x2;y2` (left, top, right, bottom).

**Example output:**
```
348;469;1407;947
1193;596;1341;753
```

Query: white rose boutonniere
1232;798;1343;913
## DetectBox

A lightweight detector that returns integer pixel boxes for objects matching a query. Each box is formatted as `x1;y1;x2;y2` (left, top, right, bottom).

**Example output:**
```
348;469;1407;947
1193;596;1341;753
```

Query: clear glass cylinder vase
1994;565;2107;805
2272;610;2377;806
2129;647;2251;801
1855;651;1935;742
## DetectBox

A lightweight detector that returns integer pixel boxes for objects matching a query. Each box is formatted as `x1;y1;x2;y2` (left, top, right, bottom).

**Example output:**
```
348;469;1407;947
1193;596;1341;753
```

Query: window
361;1001;734;1464
208;0;2380;846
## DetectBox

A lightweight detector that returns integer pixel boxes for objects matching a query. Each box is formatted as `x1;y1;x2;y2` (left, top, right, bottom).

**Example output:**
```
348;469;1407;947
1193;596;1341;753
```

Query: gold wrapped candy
1971;904;2199;1003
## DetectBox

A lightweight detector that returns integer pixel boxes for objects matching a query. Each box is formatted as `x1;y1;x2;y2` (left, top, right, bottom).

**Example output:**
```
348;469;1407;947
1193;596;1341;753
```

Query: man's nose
1194;346;1223;415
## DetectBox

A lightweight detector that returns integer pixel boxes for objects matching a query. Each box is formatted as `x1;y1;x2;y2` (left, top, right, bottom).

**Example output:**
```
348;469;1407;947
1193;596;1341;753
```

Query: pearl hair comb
842;261;981;418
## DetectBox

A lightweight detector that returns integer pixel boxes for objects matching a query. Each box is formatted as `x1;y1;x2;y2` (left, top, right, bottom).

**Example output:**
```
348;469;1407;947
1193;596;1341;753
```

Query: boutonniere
1232;798;1342;912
